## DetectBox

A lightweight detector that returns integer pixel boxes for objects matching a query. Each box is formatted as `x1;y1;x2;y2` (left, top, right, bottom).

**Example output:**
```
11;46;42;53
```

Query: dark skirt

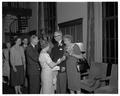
10;65;24;86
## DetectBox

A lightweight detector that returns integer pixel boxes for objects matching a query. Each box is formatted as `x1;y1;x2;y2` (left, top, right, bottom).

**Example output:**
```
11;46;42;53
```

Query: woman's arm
10;48;17;72
45;54;61;68
47;58;61;68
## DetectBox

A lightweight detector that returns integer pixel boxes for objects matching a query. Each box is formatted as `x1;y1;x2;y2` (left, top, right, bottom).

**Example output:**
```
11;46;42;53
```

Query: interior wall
57;2;88;51
57;2;103;62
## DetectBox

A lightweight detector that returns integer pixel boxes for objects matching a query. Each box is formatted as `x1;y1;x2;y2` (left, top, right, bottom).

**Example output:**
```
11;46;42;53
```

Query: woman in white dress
39;41;62;94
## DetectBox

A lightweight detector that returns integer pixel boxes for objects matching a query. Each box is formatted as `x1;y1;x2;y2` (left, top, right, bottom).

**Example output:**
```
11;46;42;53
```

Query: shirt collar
31;43;35;48
58;40;62;45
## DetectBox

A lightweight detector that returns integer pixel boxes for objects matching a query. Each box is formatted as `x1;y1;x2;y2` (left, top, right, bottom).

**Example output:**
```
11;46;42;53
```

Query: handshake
56;56;66;64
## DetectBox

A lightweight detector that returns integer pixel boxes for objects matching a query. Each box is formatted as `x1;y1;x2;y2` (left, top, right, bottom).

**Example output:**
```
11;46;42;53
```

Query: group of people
3;30;84;94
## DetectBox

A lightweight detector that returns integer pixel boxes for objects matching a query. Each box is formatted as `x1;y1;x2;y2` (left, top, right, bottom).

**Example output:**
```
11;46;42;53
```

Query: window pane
66;26;70;34
76;24;83;42
103;57;107;63
60;28;65;35
110;19;115;38
110;39;115;58
115;2;118;16
115;39;118;58
71;25;75;42
107;58;110;63
103;39;107;58
106;20;110;38
110;58;115;64
106;40;110;58
106;2;115;17
105;3;109;17
103;2;118;64
115;58;118;64
115;18;118;38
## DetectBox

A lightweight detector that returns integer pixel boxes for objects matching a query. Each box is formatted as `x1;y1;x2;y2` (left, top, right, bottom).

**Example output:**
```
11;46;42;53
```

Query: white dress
39;51;59;94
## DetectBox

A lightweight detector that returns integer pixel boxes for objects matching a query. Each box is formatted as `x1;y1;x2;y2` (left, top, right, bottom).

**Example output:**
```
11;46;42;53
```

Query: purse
77;57;90;73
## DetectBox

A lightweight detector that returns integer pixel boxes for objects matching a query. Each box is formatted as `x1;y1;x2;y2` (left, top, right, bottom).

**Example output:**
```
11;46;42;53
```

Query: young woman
10;37;25;94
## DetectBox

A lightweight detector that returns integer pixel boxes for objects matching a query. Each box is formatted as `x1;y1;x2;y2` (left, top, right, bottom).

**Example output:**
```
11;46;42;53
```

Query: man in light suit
51;31;67;93
26;35;41;94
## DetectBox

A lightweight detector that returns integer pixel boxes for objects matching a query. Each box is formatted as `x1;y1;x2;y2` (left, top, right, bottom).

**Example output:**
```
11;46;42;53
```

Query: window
102;2;118;64
44;2;57;34
59;18;83;42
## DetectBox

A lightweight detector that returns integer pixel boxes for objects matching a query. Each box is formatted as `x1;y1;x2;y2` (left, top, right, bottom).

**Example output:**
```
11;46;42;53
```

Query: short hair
30;35;38;42
23;38;28;43
14;36;21;42
54;30;62;36
63;34;73;42
40;40;50;49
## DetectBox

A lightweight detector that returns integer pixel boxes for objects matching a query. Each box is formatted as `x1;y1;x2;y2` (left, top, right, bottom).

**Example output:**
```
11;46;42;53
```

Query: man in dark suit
51;31;67;94
26;35;40;94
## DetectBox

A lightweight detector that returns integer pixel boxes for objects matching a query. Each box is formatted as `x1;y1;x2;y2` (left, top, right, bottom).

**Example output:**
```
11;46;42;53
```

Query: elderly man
51;31;67;93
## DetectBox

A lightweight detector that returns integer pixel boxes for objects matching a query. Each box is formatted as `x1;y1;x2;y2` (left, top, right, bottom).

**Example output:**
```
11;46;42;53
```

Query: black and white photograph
1;0;119;94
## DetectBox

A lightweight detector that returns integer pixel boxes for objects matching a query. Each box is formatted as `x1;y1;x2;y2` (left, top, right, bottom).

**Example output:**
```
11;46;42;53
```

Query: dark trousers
28;73;40;94
56;72;67;94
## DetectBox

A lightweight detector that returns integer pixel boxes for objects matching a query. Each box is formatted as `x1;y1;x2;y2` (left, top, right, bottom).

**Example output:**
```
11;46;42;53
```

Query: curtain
86;2;95;64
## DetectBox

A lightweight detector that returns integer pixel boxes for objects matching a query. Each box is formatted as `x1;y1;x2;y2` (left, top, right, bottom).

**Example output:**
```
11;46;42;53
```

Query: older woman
10;37;25;94
63;35;83;94
39;40;62;94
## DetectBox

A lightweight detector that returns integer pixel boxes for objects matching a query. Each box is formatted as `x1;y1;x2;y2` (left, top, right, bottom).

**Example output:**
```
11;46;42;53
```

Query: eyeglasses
54;35;62;38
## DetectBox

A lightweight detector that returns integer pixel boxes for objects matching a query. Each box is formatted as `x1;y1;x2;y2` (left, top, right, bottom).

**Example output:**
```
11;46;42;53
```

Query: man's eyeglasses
54;35;62;38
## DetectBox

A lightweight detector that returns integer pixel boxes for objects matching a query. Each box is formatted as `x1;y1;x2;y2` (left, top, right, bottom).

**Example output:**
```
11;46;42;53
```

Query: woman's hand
56;58;61;64
13;66;17;72
61;67;66;72
61;56;66;61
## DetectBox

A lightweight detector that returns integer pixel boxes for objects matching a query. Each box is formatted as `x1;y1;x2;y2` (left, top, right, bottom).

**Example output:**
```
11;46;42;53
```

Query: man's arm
26;47;38;63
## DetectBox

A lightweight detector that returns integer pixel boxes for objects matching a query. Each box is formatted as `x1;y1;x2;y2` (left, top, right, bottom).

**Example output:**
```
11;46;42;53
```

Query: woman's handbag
77;57;90;73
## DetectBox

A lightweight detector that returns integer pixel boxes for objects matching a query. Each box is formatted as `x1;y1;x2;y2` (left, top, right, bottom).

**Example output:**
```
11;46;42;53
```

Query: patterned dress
66;44;82;91
39;51;59;94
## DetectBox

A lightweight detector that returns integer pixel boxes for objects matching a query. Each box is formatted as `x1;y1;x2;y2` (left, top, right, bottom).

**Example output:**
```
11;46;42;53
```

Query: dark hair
63;34;73;42
30;35;38;42
14;36;21;42
12;36;21;45
29;30;37;36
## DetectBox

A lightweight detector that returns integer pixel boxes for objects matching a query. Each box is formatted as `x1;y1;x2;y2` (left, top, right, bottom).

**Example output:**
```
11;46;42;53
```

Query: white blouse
39;51;60;70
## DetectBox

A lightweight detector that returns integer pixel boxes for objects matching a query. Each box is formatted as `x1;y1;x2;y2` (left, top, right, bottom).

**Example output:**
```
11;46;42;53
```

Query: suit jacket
50;41;66;68
26;44;40;75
